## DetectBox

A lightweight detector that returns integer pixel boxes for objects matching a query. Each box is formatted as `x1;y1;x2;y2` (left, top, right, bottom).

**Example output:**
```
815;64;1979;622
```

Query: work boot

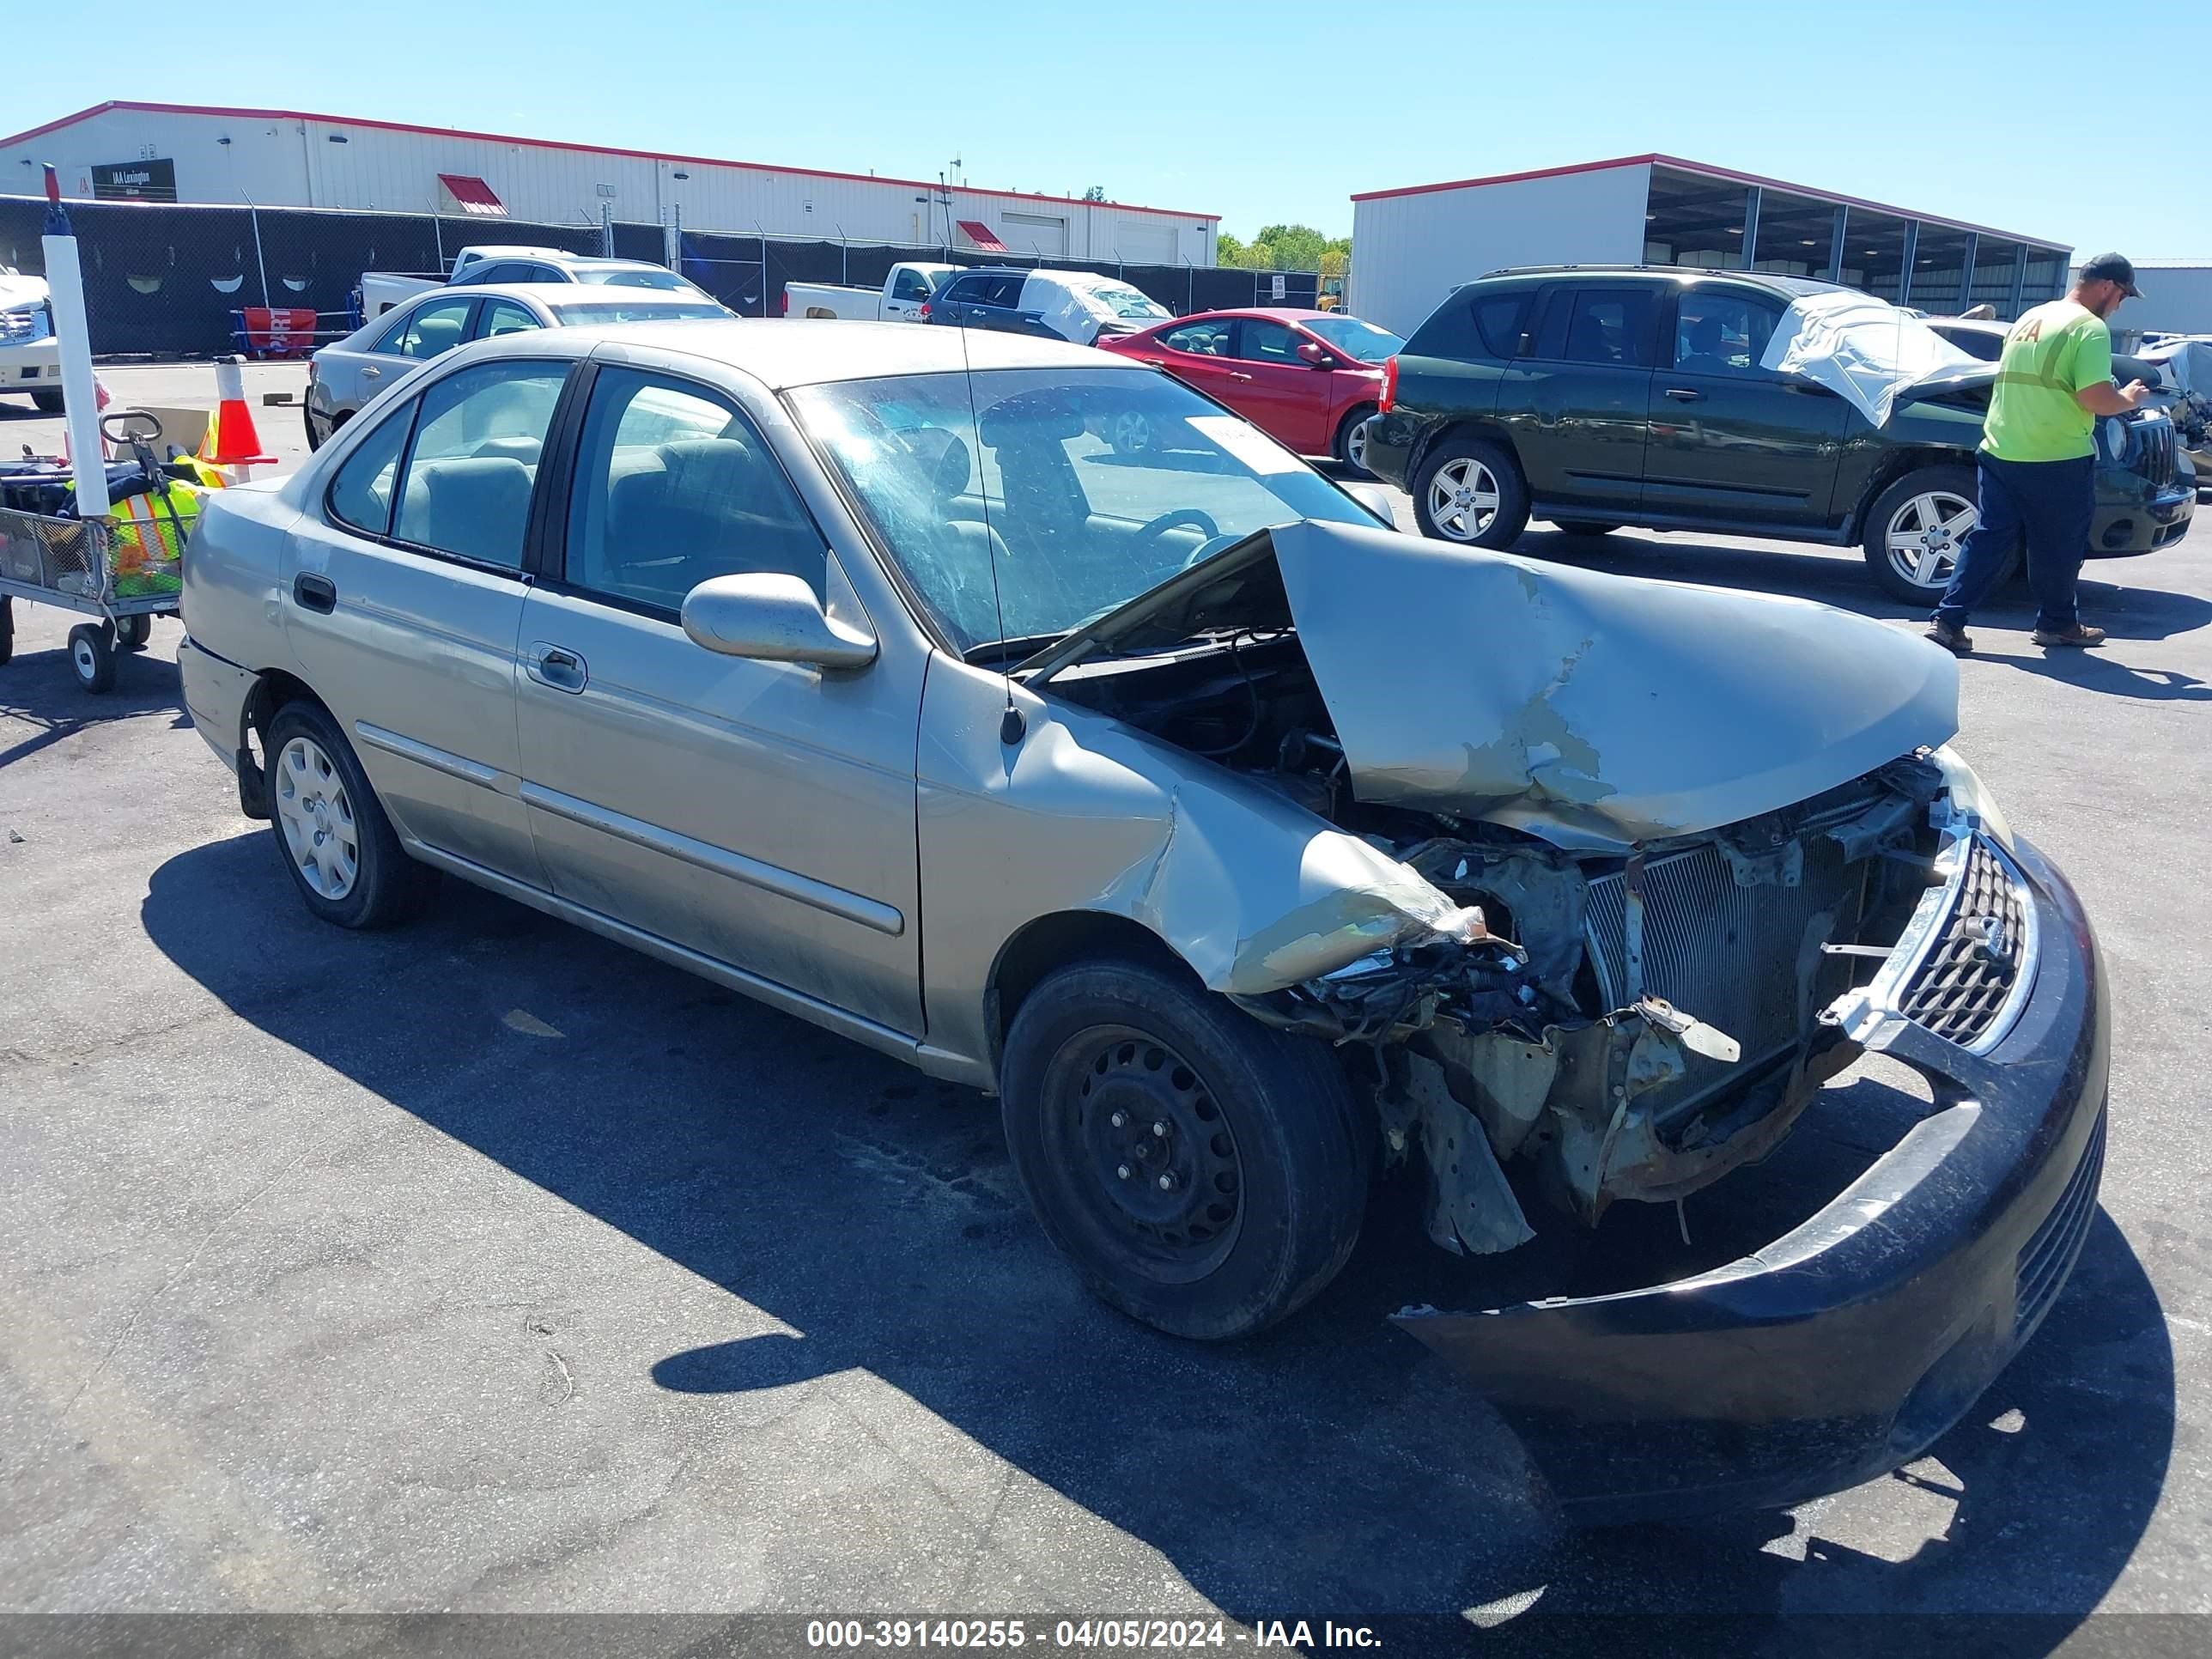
2033;623;2107;647
1925;621;1973;655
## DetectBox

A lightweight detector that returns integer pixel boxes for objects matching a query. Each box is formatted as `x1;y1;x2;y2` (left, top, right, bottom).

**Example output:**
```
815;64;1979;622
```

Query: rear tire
67;623;115;693
32;389;64;414
1862;465;2010;605
1001;956;1369;1340
114;613;152;651
1334;404;1378;475
264;700;434;929
0;596;12;666
1412;436;1529;548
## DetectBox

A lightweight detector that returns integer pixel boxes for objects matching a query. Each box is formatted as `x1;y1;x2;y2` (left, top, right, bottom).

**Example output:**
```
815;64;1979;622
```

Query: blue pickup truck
927;266;1170;347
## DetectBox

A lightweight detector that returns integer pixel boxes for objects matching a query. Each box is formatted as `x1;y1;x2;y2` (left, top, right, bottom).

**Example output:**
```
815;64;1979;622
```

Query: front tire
1001;957;1369;1340
264;700;434;929
1413;436;1529;547
32;389;64;414
1863;466;1997;604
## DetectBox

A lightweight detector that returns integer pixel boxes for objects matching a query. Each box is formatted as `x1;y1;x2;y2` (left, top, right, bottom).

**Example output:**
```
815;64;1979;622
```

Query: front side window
1672;290;1783;376
378;295;476;361
788;368;1375;653
327;404;415;537
565;368;823;611
1161;319;1232;356
1235;319;1299;365
893;269;934;301
389;361;568;568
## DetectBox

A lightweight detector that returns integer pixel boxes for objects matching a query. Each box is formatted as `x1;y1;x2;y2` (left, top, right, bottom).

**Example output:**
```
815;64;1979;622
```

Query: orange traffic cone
198;355;277;477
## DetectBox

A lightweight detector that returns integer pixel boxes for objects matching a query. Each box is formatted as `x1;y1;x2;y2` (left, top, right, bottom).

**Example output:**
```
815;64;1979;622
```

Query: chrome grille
1584;840;1864;1103
0;304;50;345
1897;841;2027;1046
2015;1110;2104;1337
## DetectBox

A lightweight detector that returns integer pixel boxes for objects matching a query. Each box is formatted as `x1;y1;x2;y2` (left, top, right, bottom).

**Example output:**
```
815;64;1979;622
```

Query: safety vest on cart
105;479;201;597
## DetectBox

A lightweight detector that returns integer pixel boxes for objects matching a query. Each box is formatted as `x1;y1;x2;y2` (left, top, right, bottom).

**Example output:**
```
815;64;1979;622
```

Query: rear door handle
526;641;587;693
1228;371;1254;381
362;365;383;380
292;572;337;613
1663;386;1703;402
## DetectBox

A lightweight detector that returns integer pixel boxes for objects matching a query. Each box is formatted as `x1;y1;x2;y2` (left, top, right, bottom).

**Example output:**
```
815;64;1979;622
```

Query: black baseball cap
2079;252;2142;296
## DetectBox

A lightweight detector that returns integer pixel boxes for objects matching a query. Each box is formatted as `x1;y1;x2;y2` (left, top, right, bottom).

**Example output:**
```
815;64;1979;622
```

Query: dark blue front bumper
1396;836;2109;1522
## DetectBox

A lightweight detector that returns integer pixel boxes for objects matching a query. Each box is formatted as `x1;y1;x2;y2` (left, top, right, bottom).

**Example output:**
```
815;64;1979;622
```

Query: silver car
304;283;733;451
179;321;2107;1518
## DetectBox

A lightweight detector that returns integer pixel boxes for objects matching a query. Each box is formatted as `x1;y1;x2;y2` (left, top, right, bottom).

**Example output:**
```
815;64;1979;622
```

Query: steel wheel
1886;489;1978;592
273;736;362;902
1426;456;1502;541
1111;410;1153;457
1042;1025;1244;1284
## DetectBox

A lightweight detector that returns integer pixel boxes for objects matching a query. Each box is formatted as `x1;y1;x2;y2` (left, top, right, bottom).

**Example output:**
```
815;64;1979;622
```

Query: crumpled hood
1270;520;1960;848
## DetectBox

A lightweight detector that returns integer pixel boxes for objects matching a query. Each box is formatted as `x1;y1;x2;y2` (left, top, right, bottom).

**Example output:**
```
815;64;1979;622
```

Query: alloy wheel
273;736;362;902
1346;420;1370;472
1428;457;1501;540
1886;490;1978;591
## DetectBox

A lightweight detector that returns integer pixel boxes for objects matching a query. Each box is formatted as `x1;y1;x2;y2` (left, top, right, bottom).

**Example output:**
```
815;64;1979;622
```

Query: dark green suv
1359;267;2195;603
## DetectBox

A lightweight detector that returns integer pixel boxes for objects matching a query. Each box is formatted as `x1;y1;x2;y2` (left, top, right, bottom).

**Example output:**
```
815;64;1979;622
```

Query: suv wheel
1413;436;1529;547
1000;956;1369;1341
1863;467;1992;604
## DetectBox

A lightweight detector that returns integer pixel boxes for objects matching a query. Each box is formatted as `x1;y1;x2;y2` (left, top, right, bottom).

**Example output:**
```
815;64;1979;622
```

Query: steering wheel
1129;507;1219;567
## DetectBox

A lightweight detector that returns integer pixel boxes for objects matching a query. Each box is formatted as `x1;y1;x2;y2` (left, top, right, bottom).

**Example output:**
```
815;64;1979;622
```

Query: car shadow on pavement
139;837;2176;1641
0;635;187;768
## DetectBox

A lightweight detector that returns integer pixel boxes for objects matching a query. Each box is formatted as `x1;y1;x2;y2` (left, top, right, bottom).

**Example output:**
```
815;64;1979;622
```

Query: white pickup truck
782;262;954;323
0;267;61;411
357;246;709;321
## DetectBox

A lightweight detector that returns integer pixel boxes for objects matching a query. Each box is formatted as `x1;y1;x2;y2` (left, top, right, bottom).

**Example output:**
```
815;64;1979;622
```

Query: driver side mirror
682;572;878;671
1297;341;1334;368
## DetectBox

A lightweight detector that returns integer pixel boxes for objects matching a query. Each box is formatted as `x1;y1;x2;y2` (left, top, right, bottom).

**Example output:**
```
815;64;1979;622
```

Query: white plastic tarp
1023;271;1169;344
1759;289;1975;428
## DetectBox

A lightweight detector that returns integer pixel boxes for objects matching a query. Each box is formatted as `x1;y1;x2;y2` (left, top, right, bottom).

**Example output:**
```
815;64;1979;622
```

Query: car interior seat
397;457;533;565
409;314;465;358
600;436;822;604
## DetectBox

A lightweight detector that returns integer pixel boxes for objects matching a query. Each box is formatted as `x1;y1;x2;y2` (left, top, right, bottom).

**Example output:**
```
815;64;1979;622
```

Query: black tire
114;613;152;651
1553;519;1621;538
1861;465;2011;605
304;405;322;453
1001;956;1369;1340
0;596;12;666
1411;434;1529;548
67;623;115;693
1334;404;1378;475
31;388;64;414
263;700;434;929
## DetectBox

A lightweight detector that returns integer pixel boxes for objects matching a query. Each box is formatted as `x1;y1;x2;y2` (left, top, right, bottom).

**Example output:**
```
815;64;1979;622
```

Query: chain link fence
0;195;1323;357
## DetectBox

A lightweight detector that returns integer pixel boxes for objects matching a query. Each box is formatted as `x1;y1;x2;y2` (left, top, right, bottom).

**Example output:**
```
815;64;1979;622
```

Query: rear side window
1539;287;1657;368
390;361;569;568
377;295;476;361
1407;289;1529;361
1163;319;1232;356
327;404;416;538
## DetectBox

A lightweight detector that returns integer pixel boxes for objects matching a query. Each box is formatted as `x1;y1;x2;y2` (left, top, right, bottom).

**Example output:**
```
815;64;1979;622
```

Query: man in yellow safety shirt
1928;252;2152;654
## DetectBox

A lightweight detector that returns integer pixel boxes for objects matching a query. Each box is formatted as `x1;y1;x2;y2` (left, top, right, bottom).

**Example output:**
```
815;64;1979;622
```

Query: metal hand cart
0;410;186;694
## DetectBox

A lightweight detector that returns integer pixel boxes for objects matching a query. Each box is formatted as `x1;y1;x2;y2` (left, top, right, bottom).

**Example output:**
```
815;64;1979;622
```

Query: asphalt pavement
2;365;2208;1648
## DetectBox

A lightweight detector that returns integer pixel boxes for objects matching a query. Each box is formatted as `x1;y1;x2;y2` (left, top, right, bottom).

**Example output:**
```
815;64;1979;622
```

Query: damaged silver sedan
177;324;2107;1517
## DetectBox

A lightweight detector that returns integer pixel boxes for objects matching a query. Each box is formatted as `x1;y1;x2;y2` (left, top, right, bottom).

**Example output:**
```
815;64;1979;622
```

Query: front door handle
293;572;337;613
527;641;588;693
1663;386;1704;402
1228;371;1254;381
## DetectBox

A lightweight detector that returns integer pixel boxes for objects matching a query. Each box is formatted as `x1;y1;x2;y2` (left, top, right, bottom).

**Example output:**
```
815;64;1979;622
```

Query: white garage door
1001;212;1067;257
1112;219;1178;264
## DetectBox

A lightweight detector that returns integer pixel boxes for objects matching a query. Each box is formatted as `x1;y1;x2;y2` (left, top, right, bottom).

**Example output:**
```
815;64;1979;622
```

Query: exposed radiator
1583;840;1866;1110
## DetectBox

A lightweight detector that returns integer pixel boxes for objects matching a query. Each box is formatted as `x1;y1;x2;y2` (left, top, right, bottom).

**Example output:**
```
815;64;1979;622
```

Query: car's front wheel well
986;911;1192;1066
237;670;330;820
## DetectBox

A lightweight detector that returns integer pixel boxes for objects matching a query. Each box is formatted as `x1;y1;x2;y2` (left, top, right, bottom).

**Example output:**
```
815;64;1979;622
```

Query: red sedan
1096;307;1404;471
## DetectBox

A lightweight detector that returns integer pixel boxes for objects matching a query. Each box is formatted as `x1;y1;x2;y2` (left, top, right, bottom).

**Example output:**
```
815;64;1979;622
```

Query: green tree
1214;223;1345;273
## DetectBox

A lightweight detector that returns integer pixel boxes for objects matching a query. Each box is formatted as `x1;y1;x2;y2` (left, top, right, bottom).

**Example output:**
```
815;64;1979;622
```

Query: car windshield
1302;315;1404;362
546;300;730;324
789;367;1375;653
1089;283;1170;319
574;266;704;293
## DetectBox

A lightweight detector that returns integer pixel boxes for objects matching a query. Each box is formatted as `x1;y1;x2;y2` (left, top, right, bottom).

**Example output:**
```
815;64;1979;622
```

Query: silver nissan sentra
177;320;2108;1517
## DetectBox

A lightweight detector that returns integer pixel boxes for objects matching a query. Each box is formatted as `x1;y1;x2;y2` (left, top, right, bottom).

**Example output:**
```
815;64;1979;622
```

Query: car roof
1472;264;1849;299
461;318;1144;388
409;282;720;313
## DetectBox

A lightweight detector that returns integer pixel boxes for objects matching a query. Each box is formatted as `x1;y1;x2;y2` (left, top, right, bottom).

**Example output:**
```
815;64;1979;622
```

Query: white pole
39;169;107;520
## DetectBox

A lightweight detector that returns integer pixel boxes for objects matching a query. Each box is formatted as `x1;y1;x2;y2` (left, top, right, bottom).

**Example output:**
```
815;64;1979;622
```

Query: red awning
957;219;1009;253
436;173;507;216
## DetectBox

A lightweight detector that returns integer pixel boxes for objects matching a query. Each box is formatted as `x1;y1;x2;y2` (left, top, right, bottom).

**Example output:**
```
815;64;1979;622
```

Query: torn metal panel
1264;520;1960;851
1403;1054;1534;1255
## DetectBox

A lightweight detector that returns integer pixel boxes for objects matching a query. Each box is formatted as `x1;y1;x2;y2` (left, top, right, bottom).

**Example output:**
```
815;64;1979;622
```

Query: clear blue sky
15;0;2209;257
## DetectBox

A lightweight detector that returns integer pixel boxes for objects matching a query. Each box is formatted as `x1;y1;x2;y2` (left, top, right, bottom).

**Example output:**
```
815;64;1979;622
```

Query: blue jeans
1932;452;2094;633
